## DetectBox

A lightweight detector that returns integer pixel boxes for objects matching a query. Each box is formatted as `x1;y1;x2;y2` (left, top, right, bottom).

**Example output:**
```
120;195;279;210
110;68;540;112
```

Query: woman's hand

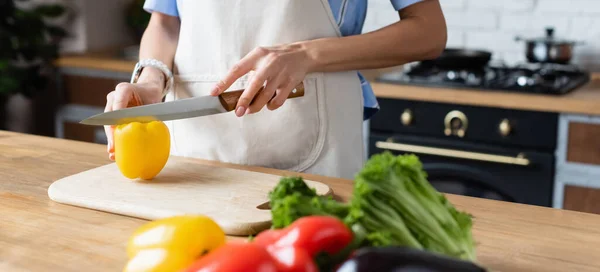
104;79;164;161
210;43;314;117
102;11;180;160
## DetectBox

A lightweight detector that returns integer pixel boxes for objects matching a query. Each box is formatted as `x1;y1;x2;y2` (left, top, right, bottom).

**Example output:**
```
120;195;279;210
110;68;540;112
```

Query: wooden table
2;130;600;272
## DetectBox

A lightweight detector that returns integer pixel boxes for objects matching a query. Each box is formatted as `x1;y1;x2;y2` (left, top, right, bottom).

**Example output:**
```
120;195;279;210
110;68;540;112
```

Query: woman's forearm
304;0;447;73
137;13;181;88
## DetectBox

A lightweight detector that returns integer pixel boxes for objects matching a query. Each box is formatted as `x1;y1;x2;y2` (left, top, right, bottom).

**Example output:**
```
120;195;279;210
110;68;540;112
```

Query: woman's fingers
235;70;269;116
104;91;116;160
103;83;142;161
248;78;280;114
211;47;268;96
112;83;135;110
267;80;296;111
214;44;310;116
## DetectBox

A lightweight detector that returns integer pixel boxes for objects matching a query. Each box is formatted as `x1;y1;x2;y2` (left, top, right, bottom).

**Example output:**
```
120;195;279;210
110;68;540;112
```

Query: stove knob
401;109;413;126
499;119;511;137
444;110;468;138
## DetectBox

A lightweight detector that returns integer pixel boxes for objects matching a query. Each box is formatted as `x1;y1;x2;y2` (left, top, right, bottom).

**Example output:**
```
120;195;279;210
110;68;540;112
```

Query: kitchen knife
79;82;305;126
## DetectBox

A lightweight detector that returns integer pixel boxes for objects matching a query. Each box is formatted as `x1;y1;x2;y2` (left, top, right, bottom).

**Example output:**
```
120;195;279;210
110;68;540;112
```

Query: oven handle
375;140;531;166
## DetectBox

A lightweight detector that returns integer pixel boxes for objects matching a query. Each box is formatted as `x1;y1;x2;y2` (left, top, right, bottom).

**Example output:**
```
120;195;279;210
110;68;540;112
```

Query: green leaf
33;5;66;18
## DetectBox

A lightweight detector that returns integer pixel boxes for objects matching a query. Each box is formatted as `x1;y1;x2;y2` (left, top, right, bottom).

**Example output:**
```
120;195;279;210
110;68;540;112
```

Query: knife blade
80;82;305;126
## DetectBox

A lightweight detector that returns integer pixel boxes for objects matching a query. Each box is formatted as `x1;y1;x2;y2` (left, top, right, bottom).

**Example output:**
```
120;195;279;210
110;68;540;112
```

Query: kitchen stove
377;61;591;95
368;98;559;207
366;55;584;207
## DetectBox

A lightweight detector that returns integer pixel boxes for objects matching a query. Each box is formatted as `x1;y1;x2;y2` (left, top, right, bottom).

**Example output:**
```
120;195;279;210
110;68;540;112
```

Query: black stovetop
376;62;591;95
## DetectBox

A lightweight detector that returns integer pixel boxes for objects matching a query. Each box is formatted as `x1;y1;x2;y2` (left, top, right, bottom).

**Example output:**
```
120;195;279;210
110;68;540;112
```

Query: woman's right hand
104;81;164;160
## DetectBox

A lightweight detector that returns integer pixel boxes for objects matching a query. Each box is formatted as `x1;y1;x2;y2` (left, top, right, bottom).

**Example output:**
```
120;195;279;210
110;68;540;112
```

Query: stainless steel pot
515;27;583;64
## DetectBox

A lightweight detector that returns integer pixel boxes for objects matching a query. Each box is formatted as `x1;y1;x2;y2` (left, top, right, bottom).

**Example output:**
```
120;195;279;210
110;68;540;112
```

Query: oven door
369;132;555;207
423;163;516;202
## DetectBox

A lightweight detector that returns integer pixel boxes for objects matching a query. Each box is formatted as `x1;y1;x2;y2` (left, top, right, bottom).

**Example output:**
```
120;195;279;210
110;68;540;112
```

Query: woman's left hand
210;43;314;117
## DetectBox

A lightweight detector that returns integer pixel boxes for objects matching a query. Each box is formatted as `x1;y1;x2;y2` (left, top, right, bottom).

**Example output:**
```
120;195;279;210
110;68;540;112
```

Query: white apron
168;0;365;179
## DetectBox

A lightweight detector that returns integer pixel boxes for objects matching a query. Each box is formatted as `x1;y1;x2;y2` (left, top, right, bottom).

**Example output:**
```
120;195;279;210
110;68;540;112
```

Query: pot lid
523;27;577;44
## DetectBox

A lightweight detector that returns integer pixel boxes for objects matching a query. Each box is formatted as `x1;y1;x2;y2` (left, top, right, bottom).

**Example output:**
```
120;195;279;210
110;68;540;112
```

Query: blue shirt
143;0;422;120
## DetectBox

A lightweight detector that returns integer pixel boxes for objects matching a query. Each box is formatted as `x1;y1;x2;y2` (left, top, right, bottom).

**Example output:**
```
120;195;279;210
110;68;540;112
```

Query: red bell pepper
253;215;353;271
183;241;279;272
185;216;353;272
268;246;318;272
254;215;353;256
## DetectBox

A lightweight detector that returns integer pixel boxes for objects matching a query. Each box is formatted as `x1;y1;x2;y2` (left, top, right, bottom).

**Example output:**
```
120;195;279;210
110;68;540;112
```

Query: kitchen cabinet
62;74;121;108
553;113;600;214
566;121;600;165
55;66;131;144
563;185;600;214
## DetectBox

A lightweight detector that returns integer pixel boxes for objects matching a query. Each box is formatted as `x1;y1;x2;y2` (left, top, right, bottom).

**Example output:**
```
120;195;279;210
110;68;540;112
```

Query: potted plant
126;0;150;43
0;0;67;131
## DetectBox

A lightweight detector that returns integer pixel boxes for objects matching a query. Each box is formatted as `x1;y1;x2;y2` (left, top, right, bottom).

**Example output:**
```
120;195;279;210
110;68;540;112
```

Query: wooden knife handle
218;82;305;112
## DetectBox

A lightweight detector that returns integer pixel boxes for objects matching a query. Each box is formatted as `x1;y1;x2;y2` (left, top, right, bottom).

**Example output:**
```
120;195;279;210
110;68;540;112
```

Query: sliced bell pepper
123;215;226;272
114;120;171;180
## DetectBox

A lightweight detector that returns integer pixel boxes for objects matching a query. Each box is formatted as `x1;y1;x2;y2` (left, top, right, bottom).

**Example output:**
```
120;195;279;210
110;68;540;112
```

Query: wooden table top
2;130;600;272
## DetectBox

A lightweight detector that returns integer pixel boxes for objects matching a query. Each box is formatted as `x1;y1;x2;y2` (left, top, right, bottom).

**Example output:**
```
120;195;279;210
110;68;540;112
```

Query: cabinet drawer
566;122;600;165
63;121;106;144
563;185;600;215
62;75;121;107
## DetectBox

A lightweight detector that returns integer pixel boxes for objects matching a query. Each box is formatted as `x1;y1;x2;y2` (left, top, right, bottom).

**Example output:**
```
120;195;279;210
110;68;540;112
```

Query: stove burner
377;62;591;95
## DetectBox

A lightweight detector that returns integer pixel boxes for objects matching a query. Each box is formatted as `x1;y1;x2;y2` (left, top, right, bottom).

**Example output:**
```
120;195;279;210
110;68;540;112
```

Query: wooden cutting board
47;156;331;236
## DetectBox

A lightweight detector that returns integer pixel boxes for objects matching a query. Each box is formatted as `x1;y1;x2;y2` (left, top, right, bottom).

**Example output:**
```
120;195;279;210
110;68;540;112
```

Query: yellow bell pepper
114;121;171;180
123;215;226;272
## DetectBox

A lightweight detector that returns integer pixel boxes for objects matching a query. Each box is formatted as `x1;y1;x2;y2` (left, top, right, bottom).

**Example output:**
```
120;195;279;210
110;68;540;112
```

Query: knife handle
218;82;305;112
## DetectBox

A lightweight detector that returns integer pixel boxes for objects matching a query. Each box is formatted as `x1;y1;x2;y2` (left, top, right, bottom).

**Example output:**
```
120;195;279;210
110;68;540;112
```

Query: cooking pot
515;27;583;64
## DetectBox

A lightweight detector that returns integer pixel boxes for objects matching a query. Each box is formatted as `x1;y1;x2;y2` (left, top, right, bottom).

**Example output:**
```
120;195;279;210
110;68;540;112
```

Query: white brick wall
364;0;600;71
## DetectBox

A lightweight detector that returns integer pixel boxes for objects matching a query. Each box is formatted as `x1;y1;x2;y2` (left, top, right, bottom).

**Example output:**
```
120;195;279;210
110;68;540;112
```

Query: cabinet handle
375;140;531;166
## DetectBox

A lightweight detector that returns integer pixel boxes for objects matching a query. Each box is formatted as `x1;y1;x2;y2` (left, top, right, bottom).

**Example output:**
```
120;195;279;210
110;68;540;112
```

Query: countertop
2;130;600;272
371;77;600;116
55;50;137;74
55;52;600;116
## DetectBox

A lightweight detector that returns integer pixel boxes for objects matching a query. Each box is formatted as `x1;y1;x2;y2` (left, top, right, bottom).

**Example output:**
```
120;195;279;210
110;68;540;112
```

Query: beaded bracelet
130;58;174;98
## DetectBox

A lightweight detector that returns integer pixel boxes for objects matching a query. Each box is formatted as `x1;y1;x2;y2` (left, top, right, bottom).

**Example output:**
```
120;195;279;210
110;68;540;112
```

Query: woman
104;0;446;179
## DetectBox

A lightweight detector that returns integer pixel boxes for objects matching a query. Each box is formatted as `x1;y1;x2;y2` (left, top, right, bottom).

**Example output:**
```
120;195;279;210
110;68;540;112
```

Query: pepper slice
124;215;226;272
114;120;171;180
